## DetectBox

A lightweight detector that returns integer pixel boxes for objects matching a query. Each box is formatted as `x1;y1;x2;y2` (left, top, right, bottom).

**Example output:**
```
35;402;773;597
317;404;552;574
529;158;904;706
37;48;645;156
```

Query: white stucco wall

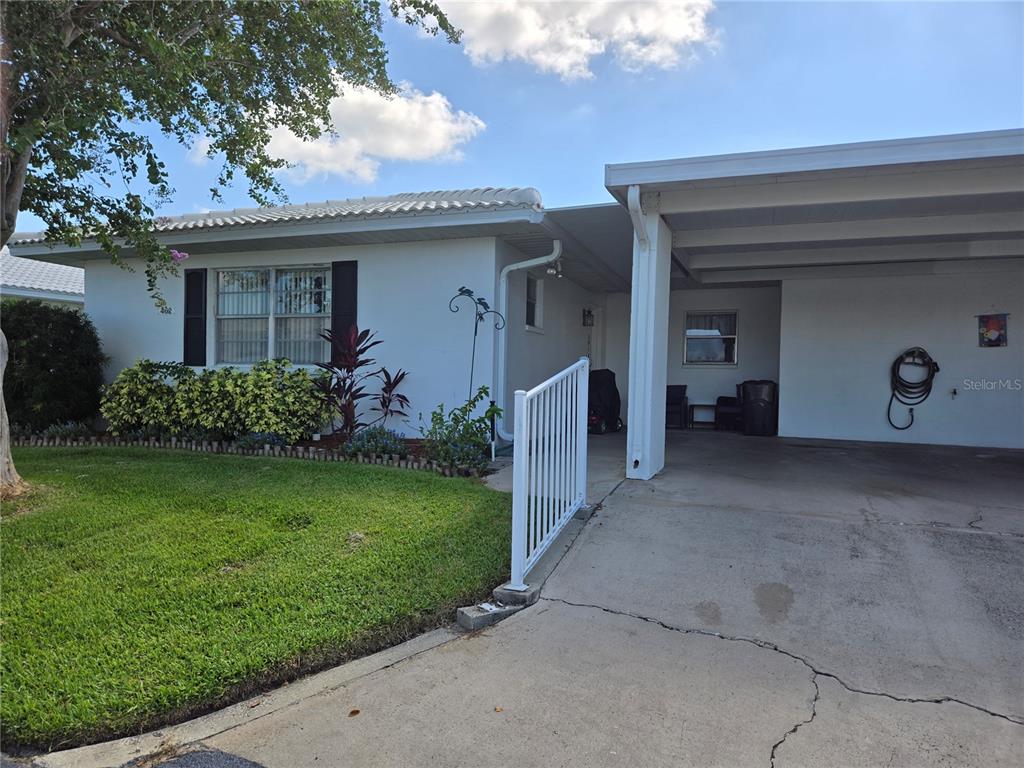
602;285;782;417
778;262;1024;448
496;240;598;431
668;286;781;406
85;238;501;436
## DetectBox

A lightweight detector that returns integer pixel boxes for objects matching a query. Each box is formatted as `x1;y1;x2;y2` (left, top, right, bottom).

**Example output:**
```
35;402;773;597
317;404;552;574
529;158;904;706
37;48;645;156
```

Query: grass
1;448;511;752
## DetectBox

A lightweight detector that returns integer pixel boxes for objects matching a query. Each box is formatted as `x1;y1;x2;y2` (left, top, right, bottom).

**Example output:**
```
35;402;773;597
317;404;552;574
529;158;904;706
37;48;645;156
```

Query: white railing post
508;389;529;591
506;358;591;589
576;356;589;506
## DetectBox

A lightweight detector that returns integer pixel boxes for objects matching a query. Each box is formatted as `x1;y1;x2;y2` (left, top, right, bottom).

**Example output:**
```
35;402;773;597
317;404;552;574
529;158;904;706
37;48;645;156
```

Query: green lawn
1;448;511;752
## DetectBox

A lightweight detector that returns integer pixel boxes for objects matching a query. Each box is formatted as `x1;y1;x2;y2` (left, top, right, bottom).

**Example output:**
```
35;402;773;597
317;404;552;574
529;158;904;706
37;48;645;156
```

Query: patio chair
666;385;688;429
714;384;743;431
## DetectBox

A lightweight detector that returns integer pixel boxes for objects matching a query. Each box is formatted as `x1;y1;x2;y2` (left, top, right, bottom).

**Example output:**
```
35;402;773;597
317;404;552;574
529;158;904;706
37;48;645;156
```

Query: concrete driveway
199;431;1024;767
55;432;1021;767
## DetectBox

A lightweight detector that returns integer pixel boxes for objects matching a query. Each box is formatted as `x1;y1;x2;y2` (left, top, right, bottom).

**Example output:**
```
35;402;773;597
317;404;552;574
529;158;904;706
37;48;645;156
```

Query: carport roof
604;129;1024;195
604;129;1024;288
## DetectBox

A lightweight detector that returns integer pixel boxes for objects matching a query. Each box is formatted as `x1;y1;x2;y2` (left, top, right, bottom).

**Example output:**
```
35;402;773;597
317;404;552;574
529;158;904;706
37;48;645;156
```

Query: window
217;270;269;364
526;274;542;329
274;268;331;363
684;312;737;365
216;267;331;365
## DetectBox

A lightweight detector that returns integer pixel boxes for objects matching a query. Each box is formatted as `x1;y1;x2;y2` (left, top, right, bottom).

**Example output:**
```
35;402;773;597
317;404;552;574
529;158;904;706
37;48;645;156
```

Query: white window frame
214;265;331;366
525;274;544;333
683;310;738;367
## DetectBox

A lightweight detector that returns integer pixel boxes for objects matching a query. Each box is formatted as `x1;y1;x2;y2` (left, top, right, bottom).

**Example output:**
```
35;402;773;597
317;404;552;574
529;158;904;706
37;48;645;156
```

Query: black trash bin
741;380;778;436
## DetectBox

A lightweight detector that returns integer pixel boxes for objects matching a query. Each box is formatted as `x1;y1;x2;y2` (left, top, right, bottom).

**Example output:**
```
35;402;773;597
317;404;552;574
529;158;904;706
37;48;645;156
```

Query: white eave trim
11;205;546;260
605;129;1024;192
1;286;84;303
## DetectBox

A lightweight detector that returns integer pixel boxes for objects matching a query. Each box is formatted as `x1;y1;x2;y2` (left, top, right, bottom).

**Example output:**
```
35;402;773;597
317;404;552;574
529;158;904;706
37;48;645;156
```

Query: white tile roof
9;187;543;246
1;247;85;297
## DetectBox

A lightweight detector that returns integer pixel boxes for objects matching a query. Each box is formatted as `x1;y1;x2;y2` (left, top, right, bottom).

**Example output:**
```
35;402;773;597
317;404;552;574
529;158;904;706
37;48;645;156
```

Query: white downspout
626;184;649;251
495;240;563;442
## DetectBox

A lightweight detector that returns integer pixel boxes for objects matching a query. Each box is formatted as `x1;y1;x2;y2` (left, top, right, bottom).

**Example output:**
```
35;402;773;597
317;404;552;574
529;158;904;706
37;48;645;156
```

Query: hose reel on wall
887;347;940;430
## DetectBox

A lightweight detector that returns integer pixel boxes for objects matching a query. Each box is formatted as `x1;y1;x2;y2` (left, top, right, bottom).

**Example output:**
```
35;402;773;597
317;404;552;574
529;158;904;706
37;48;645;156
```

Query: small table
687;403;716;429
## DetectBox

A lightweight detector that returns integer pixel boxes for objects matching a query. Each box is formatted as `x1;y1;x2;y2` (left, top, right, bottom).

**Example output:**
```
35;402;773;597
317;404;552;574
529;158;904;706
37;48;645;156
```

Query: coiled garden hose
887;347;940;430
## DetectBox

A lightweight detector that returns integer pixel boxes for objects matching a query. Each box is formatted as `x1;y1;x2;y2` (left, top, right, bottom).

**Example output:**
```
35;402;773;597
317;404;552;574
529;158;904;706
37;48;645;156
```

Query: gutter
0;287;84;303
494;240;562;442
626;184;648;250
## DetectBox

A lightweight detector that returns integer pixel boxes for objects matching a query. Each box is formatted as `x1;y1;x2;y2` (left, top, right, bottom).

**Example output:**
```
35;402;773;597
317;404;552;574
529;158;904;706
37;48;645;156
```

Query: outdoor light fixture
582;308;594;327
546;259;564;278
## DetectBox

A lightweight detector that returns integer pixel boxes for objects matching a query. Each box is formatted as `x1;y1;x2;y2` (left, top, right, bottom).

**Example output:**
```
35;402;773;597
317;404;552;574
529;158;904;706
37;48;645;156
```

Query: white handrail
508;357;590;590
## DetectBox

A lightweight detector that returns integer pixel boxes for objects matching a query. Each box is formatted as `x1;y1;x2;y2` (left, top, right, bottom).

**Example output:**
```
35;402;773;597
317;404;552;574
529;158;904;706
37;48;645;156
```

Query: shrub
0;299;108;431
41;421;94;439
420;386;500;470
237;359;331;444
173;367;247;440
100;360;194;436
100;359;329;442
317;326;409;442
8;423;33;439
344;426;405;458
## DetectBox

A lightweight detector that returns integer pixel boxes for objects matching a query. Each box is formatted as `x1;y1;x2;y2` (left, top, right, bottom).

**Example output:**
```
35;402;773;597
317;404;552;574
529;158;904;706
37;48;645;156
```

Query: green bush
99;358;329;442
100;360;193;436
40;421;94;439
0;299;108;430
173;367;247;439
344;426;406;458
236;360;331;444
420;386;500;470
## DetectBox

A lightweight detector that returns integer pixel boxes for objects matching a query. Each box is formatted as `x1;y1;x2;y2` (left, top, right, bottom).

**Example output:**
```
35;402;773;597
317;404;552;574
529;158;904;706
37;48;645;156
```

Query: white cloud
187;136;212;165
267;83;485;183
447;0;716;81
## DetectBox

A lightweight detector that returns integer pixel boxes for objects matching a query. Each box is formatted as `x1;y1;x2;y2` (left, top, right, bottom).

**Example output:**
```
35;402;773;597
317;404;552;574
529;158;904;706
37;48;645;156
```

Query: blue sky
15;1;1024;232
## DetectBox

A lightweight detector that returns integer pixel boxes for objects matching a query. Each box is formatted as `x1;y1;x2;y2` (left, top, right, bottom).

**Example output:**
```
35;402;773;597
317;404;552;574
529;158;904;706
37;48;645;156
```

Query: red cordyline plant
316;326;409;442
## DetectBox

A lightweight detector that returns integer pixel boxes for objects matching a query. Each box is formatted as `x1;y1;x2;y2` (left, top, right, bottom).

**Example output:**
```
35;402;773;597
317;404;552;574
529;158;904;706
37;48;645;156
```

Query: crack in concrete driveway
540;597;1024;725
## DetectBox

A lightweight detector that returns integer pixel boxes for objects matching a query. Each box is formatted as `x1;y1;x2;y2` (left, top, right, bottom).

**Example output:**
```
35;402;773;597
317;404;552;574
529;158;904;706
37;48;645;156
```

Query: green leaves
419;385;496;469
100;360;193;435
0;299;108;431
3;0;458;308
99;359;331;443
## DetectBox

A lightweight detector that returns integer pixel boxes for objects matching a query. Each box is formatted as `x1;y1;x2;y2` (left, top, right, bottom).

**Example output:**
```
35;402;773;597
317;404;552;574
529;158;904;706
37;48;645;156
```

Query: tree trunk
0;325;26;495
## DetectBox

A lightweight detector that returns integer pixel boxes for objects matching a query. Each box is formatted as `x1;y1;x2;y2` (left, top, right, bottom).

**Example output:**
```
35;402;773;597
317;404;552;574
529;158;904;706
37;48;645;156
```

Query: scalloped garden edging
10;435;486;477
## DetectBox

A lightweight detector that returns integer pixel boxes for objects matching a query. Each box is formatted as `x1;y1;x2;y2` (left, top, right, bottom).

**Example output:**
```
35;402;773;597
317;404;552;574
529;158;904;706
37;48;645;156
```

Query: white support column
626;192;672;480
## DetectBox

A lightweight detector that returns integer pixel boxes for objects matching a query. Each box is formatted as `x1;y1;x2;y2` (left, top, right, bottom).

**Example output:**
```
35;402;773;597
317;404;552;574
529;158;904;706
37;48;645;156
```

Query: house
10;129;1024;472
1;246;85;308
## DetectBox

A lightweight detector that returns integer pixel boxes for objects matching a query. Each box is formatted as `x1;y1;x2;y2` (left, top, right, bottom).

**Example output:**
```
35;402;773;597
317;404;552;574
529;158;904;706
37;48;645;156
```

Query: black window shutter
331;261;358;361
183;268;207;366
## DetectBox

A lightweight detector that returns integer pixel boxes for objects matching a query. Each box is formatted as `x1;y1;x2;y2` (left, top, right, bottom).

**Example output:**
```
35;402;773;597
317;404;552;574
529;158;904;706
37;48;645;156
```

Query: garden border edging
10;435;487;477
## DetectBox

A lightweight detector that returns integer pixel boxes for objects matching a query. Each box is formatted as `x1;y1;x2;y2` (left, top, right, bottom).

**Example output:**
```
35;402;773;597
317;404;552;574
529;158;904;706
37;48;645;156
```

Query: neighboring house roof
8;187;544;247
1;247;84;302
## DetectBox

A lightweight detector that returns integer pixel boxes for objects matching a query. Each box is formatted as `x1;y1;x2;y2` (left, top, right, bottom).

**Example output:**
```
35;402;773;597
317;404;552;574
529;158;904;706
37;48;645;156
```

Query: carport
604;129;1024;479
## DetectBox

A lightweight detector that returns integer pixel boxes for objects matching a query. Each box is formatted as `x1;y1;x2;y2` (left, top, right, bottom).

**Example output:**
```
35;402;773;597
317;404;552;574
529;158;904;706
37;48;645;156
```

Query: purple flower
170;249;190;263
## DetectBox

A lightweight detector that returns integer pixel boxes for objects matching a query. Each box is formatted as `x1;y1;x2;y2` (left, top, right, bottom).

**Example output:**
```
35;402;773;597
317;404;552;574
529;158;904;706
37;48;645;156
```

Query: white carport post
625;187;672;480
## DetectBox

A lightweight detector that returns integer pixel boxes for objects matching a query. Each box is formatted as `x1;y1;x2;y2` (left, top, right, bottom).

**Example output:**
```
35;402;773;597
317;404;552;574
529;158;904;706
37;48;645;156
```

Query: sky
15;1;1024;233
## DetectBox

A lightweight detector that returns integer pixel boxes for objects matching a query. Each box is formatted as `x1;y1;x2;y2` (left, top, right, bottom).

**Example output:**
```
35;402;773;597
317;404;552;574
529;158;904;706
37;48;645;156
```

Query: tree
0;0;458;492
